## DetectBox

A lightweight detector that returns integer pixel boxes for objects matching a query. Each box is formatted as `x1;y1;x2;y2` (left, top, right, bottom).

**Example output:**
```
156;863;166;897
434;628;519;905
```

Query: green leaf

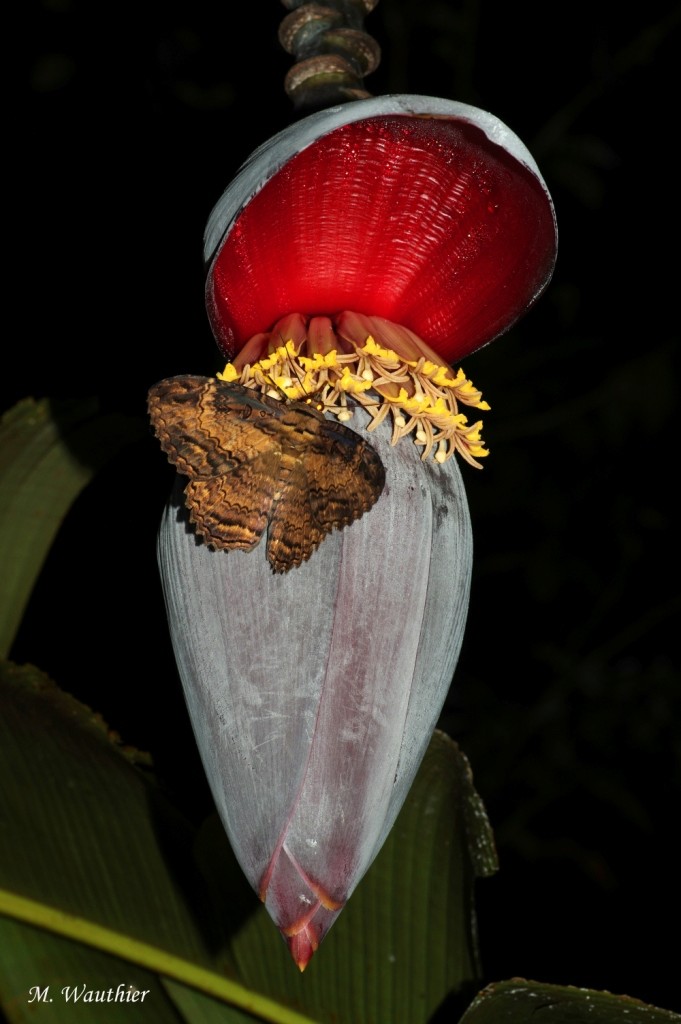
0;915;185;1024
0;658;493;1023
0;912;271;1023
196;731;497;1024
0;398;145;656
458;980;681;1023
0;661;317;1024
162;979;263;1023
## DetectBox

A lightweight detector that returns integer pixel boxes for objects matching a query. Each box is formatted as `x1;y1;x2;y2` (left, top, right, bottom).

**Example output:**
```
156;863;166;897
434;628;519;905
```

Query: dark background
14;0;680;1014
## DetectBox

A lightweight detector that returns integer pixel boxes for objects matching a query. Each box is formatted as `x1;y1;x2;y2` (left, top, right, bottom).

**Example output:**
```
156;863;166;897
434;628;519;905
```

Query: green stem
0;890;319;1024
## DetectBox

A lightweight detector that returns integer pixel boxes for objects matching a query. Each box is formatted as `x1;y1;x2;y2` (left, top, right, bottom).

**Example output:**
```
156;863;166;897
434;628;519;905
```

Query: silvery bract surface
157;408;472;957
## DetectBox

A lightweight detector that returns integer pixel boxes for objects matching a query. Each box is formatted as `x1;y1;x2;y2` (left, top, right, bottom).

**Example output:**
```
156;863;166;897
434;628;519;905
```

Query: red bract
205;96;556;365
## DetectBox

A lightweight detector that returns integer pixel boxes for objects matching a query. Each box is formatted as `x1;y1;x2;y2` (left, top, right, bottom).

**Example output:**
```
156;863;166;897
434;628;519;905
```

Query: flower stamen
217;313;490;466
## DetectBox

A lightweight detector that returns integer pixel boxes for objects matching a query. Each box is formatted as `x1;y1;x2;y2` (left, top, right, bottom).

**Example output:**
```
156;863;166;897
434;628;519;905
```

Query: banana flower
155;95;556;969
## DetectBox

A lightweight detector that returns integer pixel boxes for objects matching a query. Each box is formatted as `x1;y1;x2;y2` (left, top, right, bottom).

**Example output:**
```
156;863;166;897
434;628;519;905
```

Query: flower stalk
279;0;382;110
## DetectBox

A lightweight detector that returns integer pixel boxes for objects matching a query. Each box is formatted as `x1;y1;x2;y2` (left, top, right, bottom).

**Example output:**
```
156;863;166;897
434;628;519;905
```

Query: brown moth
148;376;386;573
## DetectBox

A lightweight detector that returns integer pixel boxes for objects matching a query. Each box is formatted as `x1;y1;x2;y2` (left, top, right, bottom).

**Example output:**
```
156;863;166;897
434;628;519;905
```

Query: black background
13;0;680;1014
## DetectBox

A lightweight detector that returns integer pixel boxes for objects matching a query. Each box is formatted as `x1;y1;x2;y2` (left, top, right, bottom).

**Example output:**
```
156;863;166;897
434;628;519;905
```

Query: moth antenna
262;372;294;402
262;371;329;413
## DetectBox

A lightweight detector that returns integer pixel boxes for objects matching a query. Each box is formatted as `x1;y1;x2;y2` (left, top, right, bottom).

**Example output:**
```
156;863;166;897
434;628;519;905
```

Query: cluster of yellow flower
219;333;489;466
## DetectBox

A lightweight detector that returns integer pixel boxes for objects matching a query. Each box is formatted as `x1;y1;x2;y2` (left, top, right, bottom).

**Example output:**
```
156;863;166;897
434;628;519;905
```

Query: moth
148;376;386;573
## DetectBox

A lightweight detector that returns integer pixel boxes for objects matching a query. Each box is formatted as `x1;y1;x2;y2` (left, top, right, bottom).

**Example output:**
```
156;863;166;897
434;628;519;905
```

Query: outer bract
205;95;557;365
157;407;472;969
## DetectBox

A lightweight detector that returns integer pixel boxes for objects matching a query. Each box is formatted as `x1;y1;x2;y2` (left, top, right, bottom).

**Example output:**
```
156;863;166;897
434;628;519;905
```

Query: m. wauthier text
28;984;150;1003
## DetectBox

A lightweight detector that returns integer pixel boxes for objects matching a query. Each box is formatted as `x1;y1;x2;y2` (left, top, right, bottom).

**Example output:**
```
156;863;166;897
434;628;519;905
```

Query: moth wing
147;376;287;477
185;451;282;553
149;377;386;570
266;422;385;573
266;460;328;573
304;420;386;532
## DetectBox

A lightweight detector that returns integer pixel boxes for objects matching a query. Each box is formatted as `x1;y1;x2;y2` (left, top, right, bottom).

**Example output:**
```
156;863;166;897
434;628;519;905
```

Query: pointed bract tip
287;925;318;972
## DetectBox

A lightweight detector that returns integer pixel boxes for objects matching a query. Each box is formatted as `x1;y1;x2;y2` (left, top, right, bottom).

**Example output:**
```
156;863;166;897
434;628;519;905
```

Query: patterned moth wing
147;376;386;573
